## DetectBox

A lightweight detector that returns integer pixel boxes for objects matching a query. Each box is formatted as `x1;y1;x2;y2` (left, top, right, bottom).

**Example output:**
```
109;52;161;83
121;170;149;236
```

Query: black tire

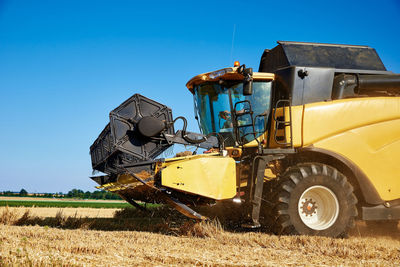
263;163;358;237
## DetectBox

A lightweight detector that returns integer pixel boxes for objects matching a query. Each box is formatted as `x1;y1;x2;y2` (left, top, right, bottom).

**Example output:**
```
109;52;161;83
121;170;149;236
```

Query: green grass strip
0;200;132;209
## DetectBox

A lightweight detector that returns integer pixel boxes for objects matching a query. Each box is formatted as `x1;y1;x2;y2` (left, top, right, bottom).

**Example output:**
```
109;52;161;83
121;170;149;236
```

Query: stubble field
0;206;399;266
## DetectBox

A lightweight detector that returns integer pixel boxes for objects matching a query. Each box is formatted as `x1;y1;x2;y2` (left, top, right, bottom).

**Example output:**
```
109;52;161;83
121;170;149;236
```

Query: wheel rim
298;185;339;230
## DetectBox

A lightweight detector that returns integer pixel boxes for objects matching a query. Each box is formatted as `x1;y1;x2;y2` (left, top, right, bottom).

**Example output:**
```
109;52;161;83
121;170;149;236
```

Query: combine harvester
90;41;400;237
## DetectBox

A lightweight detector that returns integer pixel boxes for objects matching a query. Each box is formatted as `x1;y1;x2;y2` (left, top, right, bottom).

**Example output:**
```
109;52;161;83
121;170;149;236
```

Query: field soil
0;207;399;266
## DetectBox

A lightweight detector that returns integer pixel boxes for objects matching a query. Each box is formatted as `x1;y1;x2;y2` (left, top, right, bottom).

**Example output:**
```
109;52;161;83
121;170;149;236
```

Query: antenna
230;24;236;65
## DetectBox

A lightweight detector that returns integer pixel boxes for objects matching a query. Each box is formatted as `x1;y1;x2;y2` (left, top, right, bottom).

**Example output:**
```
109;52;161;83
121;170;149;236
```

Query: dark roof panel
259;41;386;72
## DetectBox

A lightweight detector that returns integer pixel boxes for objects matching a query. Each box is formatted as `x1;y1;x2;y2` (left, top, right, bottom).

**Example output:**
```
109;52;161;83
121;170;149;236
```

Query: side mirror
243;68;253;96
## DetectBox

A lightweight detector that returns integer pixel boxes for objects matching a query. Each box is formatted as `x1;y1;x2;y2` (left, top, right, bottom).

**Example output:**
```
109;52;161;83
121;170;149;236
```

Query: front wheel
267;163;358;237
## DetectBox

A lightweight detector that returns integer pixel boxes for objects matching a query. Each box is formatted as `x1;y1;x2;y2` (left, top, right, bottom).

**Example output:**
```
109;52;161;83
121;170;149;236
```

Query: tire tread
263;162;358;237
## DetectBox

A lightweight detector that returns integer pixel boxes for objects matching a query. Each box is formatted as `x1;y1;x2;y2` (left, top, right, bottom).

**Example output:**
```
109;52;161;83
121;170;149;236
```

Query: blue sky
1;0;399;193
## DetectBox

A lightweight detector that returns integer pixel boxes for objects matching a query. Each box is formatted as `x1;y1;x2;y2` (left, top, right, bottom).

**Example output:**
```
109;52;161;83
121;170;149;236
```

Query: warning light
234;61;240;67
262;139;267;145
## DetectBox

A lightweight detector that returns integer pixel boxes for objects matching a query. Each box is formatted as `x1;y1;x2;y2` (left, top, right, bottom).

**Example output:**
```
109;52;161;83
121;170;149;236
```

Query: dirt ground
0;207;399;266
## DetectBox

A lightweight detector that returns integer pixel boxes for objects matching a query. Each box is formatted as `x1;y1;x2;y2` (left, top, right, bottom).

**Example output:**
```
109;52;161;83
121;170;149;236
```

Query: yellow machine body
161;154;236;200
300;97;400;201
186;66;400;203
262;97;400;202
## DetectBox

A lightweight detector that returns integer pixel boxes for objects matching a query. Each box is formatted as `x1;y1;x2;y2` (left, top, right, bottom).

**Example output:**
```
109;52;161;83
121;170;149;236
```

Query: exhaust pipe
332;74;400;99
357;74;400;92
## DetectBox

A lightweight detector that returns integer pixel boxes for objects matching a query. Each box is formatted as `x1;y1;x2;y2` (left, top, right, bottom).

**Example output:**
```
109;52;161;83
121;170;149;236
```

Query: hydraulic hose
172;116;225;150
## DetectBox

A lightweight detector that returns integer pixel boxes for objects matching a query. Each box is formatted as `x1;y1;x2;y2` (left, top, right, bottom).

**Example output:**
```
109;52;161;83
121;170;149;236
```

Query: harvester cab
90;41;400;237
187;63;276;149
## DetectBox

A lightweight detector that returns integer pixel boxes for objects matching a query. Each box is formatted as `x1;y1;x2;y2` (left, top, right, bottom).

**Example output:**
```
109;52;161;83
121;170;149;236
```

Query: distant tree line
66;189;121;200
0;188;121;200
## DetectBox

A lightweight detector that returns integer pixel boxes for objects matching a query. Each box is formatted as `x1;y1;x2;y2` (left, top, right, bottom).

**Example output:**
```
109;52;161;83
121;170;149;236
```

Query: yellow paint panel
242;132;267;148
287;105;303;147
303;97;400;146
303;97;400;201
164;152;220;164
161;156;236;200
267;105;303;148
